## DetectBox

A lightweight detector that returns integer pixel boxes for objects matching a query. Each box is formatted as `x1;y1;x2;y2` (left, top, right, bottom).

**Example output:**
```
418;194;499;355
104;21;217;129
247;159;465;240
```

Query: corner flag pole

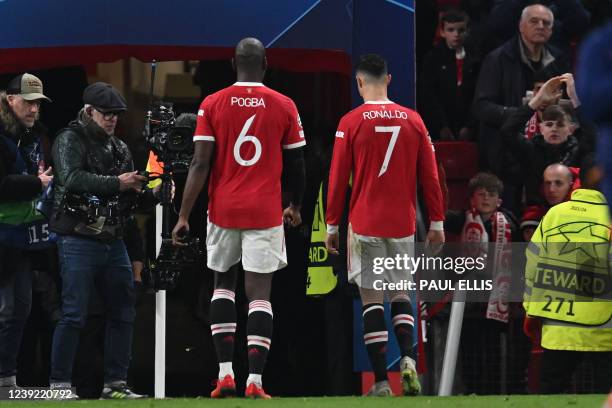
155;204;166;399
438;290;466;396
149;59;166;399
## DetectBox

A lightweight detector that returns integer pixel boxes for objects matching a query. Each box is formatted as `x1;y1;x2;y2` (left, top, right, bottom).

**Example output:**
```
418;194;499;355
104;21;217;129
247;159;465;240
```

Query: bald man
542;163;574;206
173;37;306;399
521;163;574;241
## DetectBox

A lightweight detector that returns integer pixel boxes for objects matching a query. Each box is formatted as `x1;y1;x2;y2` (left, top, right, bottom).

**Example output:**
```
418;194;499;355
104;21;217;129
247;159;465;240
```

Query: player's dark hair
356;54;388;79
468;172;504;196
440;8;469;26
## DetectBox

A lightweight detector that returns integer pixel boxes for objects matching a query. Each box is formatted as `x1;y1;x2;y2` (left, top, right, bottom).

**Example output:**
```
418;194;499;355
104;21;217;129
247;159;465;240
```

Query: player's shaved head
234;37;266;75
356;54;388;84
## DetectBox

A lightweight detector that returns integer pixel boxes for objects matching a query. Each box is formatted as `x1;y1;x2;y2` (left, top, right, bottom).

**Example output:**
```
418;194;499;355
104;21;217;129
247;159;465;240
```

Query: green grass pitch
2;394;608;408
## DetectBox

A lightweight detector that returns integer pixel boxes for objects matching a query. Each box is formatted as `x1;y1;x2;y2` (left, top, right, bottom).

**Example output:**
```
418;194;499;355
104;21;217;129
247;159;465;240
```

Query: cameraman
48;82;149;399
0;73;53;389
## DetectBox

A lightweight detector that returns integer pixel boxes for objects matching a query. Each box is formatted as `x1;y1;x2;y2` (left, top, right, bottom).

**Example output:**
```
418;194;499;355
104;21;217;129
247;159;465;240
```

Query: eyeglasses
94;108;123;120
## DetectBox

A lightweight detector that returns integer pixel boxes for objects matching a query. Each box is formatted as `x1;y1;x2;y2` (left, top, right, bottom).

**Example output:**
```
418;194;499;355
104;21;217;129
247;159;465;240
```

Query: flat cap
83;82;127;112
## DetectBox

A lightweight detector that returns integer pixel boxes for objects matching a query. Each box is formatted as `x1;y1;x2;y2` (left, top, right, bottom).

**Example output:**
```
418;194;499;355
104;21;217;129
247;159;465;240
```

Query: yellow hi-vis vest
306;183;337;296
524;189;612;351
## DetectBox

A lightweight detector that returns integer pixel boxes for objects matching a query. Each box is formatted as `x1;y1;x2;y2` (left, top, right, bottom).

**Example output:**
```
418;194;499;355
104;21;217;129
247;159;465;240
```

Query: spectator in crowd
488;0;591;56
0;73;53;389
49;82;155;399
445;173;520;394
473;4;568;176
500;75;593;206
524;160;612;394
520;163;577;241
445;172;518;250
499;71;592;212
419;8;480;141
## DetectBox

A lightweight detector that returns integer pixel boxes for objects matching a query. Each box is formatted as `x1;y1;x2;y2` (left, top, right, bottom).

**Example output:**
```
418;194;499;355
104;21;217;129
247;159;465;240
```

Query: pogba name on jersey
362;109;408;120
230;96;266;108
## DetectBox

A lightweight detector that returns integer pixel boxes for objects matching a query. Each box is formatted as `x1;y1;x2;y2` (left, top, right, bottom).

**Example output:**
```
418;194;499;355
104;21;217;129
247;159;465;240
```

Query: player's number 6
234;114;262;166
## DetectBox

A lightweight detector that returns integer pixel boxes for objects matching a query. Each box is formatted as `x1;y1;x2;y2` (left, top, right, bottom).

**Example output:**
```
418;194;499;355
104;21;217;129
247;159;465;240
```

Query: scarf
525;112;539;140
461;209;512;323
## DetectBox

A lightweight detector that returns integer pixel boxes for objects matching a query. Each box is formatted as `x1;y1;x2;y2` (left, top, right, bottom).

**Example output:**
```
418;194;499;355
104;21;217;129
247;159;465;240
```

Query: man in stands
520;163;576;241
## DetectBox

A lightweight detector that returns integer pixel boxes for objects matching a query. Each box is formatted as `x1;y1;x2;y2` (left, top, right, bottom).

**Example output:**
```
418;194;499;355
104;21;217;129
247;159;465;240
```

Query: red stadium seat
434;141;478;212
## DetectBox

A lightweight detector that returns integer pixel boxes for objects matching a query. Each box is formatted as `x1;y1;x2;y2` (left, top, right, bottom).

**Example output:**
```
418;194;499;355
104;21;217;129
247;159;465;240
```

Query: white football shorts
206;219;287;273
347;224;415;289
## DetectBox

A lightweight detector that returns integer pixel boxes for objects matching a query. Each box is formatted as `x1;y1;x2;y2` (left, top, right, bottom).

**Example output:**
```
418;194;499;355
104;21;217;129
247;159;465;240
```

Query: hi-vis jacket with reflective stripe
524;189;612;351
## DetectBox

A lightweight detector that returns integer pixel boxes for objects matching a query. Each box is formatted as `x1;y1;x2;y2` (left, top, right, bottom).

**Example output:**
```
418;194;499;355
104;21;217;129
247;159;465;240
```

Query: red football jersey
194;82;306;229
326;101;444;237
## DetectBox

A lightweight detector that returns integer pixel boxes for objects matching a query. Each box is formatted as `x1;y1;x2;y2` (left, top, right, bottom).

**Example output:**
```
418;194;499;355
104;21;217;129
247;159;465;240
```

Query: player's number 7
375;126;400;177
234;114;262;166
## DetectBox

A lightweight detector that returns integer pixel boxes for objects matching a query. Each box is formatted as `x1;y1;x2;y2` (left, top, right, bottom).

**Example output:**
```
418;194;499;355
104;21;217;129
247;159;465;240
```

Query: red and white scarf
524;112;539;140
461;210;512;323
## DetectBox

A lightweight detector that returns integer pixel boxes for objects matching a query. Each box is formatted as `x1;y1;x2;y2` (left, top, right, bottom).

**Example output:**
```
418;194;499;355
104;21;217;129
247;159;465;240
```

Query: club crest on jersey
231;96;266;108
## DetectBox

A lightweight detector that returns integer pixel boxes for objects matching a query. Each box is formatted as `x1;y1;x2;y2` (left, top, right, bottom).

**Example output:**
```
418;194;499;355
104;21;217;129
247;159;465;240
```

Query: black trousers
540;348;612;394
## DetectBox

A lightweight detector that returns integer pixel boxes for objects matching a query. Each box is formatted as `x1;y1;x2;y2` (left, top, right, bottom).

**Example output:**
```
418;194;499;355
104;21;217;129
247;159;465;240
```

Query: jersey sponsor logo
297;114;303;129
230;96;266;108
335;131;344;138
198;109;204;116
362;110;408;120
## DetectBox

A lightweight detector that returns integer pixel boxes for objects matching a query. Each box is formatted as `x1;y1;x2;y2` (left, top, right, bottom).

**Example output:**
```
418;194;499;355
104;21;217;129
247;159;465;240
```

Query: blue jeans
50;235;135;384
0;248;32;378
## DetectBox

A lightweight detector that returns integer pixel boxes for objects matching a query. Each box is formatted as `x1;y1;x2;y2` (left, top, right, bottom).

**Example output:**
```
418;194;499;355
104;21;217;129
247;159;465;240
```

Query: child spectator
419;8;480;140
445;173;522;394
501;75;593;206
445;172;518;243
499;73;594;212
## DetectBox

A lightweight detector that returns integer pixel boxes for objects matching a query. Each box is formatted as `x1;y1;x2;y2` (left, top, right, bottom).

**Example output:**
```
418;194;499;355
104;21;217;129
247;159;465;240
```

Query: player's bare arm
172;141;214;245
281;147;306;227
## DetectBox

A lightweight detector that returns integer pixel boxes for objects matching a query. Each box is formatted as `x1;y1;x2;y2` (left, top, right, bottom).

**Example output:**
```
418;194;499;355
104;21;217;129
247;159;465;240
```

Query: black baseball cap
7;73;52;102
83;82;127;113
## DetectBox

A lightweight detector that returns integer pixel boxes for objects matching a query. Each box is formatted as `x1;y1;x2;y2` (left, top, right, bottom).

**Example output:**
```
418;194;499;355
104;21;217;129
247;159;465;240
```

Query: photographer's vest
524;189;612;351
0;134;54;249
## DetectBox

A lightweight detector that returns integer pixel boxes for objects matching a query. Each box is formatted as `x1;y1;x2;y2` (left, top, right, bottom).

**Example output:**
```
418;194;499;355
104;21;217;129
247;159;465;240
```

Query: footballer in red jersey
325;54;445;397
172;38;306;399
